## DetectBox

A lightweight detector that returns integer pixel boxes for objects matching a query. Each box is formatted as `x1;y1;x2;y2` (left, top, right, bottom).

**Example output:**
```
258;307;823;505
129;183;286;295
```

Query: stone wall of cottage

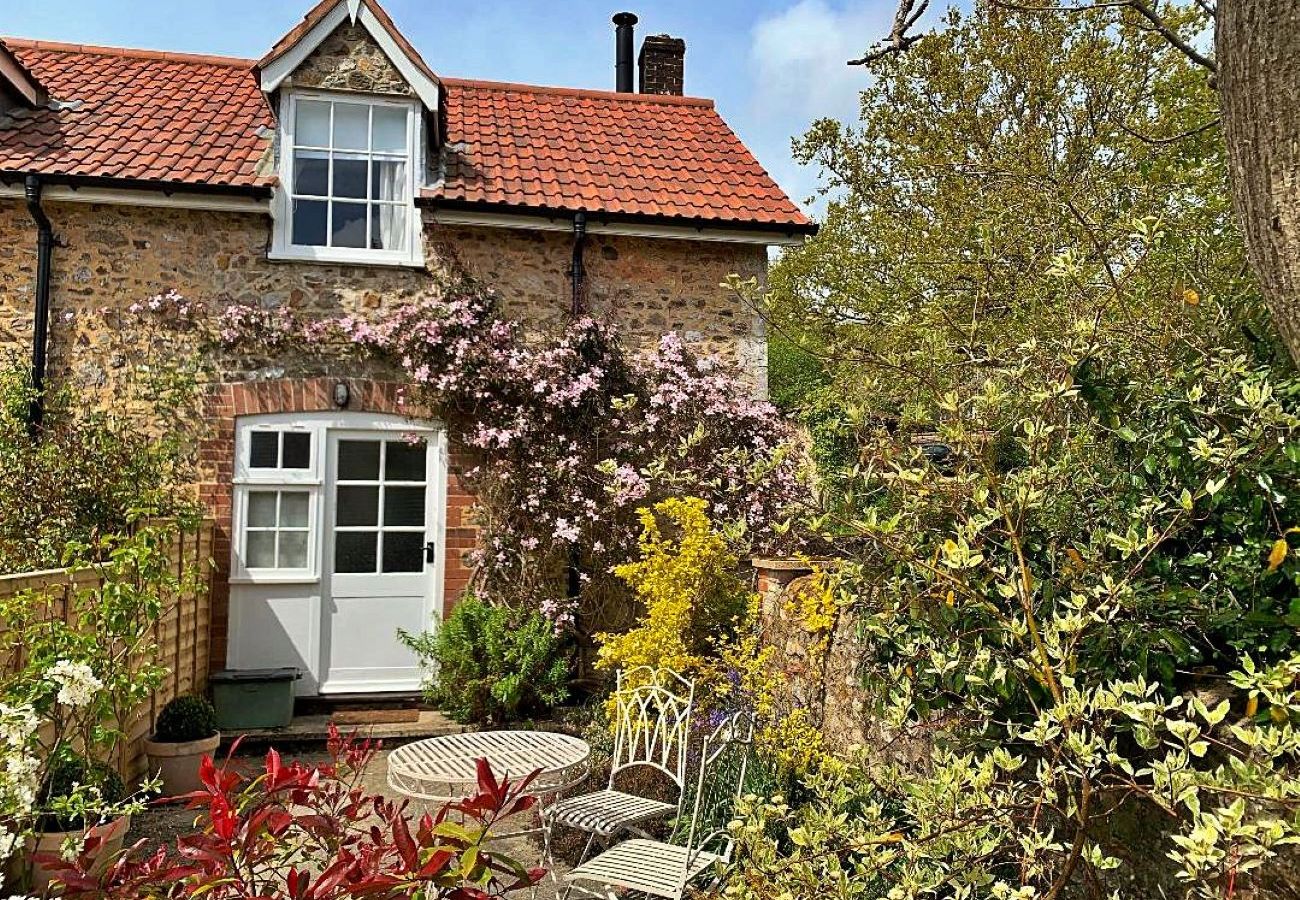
0;198;768;665
287;21;414;96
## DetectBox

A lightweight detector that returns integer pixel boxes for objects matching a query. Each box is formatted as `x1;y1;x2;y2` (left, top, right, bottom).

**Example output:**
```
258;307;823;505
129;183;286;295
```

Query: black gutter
23;175;53;435
423;196;819;237
0;171;272;199
569;210;587;315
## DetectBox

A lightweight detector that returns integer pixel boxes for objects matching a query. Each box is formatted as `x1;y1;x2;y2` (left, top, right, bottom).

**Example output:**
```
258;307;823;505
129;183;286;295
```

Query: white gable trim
259;0;440;111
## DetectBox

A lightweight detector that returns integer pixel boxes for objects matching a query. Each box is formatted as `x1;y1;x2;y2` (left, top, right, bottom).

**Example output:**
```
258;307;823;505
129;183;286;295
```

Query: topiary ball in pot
154;694;217;743
145;694;221;799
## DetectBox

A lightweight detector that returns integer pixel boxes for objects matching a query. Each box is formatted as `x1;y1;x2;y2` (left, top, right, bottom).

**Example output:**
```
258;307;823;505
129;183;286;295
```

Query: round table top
386;729;592;802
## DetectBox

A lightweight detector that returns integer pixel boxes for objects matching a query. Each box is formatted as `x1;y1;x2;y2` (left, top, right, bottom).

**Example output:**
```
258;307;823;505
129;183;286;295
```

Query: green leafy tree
729;6;1300;898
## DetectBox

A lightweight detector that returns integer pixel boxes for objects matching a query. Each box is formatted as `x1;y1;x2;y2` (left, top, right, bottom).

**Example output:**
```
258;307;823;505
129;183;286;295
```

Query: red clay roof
0;39;272;188
437;78;810;229
0;37;812;231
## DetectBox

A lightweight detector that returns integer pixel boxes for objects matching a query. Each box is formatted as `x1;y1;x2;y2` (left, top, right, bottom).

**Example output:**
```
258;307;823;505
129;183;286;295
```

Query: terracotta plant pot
144;731;221;798
27;813;131;894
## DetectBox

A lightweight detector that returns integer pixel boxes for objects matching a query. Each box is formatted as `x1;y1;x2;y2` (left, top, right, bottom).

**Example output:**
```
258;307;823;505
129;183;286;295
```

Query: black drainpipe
570;210;587;316
24;175;54;436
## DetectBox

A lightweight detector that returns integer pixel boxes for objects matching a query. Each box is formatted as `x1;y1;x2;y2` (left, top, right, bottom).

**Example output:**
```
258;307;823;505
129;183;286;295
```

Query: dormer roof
256;0;439;110
0;39;48;108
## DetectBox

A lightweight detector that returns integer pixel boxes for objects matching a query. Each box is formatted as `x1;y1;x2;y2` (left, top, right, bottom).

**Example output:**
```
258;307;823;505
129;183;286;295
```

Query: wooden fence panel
0;520;216;783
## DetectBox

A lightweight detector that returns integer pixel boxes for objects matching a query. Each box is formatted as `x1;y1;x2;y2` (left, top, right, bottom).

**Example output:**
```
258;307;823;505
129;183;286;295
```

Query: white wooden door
320;430;441;693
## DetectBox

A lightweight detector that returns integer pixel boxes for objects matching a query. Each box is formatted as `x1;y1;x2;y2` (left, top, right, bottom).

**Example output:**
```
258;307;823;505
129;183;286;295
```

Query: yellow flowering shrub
598;497;834;776
596;496;751;676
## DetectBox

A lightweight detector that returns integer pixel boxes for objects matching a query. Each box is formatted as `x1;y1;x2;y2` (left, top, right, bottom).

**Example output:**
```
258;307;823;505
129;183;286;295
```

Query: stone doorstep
221;710;464;753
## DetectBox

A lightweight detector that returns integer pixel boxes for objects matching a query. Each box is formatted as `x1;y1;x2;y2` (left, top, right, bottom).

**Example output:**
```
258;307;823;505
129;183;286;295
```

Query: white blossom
45;660;103;708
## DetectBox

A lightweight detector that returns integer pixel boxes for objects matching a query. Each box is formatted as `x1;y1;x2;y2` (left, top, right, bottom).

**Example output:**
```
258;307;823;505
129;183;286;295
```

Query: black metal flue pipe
613;12;638;92
23;174;53;436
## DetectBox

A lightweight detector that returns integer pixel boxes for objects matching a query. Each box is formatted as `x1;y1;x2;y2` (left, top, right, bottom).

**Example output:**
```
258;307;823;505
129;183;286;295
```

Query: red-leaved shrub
41;726;542;899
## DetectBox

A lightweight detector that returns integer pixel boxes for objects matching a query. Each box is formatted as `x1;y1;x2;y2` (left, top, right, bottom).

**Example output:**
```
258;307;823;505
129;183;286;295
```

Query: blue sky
2;0;932;219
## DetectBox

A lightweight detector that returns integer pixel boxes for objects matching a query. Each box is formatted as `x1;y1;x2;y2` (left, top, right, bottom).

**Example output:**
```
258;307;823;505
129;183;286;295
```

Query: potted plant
144;694;220;796
28;753;133;893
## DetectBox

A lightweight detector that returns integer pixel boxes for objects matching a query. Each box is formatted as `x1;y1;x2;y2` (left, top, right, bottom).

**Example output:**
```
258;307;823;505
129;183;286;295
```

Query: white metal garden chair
542;666;695;868
561;709;756;900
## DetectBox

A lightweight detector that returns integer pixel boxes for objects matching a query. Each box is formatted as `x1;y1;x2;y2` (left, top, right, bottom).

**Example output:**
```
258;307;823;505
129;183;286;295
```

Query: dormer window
271;92;423;267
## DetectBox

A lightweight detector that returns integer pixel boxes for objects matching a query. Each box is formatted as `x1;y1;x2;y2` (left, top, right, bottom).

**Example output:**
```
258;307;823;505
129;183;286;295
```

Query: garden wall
753;557;932;767
0;521;216;782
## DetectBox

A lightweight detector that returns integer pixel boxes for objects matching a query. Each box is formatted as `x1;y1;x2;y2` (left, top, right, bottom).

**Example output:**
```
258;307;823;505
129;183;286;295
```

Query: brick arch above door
199;378;479;675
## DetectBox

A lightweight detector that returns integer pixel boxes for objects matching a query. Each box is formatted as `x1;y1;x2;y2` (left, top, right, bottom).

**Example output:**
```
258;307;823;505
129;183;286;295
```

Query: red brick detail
199;377;479;674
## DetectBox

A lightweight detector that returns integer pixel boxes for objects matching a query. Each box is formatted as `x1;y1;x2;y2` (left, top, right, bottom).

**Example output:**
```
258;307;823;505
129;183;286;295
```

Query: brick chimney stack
638;34;685;96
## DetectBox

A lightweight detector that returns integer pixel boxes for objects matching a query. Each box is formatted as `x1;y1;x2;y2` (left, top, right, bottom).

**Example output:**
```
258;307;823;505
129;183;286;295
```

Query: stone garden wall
753;558;933;767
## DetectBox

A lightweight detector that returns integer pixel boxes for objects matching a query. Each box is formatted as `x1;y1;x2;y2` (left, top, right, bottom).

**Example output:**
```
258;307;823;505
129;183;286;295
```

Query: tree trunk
1218;0;1300;362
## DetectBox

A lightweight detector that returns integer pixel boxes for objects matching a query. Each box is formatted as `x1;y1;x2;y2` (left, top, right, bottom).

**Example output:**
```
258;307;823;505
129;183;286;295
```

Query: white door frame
226;411;447;696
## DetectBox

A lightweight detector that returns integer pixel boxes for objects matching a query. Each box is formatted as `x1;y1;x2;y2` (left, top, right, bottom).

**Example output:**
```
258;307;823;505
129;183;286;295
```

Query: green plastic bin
210;667;300;731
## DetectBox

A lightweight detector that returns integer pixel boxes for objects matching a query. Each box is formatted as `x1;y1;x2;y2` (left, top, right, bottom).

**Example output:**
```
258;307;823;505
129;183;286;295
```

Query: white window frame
233;420;324;583
270;90;425;268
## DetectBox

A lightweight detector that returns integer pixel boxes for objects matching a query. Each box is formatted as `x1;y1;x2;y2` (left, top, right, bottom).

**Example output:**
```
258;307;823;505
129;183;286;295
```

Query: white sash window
271;91;423;267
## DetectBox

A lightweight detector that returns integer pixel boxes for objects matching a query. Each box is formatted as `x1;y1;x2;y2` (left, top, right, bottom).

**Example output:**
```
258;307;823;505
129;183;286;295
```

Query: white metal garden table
387;730;592;803
387;729;592;893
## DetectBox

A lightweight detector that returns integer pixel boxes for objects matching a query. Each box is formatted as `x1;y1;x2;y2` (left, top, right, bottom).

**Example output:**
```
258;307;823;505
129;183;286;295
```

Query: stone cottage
0;0;812;696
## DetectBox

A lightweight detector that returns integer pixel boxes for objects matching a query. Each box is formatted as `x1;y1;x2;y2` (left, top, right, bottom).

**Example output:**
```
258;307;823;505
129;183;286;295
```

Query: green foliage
0;354;200;573
401;596;570;725
38;753;127;832
153;694;218;743
726;3;1300;897
767;2;1269;424
767;333;831;412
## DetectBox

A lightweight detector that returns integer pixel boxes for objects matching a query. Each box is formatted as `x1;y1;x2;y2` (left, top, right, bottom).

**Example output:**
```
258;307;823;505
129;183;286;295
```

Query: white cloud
749;0;888;125
746;1;892;214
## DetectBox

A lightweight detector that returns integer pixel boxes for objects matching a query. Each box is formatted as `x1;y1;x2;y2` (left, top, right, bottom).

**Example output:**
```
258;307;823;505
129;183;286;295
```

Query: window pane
249;432;279;468
281;492;310;528
370;205;406;252
335;532;377;573
338;440;380;480
383;532;424;573
292;199;328;247
246;531;276;569
333;103;369;150
295;99;330;146
282;432;311;469
279;531;309;569
334;155;368;199
293;151;329;196
247;491;278;527
372;106;407;152
371;160;405;200
384;486;425;526
331;202;368;248
385;440;426;481
336;486;379;526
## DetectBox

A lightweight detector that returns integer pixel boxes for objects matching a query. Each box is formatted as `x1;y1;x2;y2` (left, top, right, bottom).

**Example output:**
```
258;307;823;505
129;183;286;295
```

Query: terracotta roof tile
439;78;811;229
0;39;273;190
0;38;811;231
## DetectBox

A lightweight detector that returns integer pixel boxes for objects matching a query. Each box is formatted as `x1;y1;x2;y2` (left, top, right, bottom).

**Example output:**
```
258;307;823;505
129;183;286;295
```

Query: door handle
424;541;437;564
